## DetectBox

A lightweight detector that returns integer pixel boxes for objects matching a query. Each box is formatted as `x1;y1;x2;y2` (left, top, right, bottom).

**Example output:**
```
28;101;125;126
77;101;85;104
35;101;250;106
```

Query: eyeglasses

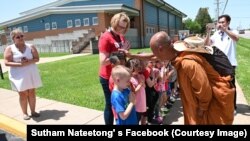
15;35;24;39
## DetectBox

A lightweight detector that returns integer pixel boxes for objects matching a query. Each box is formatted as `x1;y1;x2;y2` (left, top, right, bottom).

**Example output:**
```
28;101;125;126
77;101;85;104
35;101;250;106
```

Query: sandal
31;112;40;117
23;114;30;120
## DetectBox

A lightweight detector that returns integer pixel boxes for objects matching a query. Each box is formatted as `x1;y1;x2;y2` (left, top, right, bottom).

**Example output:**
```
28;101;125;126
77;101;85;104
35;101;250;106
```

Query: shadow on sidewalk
31;110;68;122
163;97;183;125
236;103;250;116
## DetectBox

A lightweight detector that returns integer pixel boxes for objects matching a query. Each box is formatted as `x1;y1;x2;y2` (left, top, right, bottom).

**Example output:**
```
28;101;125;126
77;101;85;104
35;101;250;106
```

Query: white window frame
45;23;50;30
75;19;81;27
92;17;98;25
83;18;89;26
23;26;28;33
52;22;57;30
18;27;22;32
67;20;73;28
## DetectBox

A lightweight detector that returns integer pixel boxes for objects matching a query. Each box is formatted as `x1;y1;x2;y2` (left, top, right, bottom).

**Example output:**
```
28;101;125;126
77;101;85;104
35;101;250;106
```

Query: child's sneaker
155;116;163;124
161;107;169;117
165;103;173;109
170;96;176;102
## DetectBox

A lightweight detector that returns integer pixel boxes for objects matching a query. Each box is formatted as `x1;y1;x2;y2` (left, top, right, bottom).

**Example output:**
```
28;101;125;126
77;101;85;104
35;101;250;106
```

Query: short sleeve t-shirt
111;88;138;125
210;29;238;66
98;31;125;79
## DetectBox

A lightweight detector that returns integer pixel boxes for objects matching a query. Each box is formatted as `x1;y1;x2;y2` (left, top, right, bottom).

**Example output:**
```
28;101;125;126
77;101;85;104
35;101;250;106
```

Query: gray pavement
164;80;250;125
0;76;249;126
0;53;250;140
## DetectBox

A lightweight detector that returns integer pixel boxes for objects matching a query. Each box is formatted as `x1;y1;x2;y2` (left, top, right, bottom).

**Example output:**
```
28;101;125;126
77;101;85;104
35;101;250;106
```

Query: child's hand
154;71;160;79
129;82;135;93
129;92;136;105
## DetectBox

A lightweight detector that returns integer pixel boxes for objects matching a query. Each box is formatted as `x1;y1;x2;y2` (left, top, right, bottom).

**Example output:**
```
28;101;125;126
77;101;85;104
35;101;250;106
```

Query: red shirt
143;68;151;80
109;76;114;92
98;31;125;79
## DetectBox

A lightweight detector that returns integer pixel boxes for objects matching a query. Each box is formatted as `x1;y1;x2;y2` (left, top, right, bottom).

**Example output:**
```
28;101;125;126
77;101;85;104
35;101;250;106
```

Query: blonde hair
10;29;23;40
111;65;131;81
110;12;130;33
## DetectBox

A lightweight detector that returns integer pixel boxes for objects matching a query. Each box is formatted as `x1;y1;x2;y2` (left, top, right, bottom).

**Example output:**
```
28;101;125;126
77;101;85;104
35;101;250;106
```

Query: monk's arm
183;59;213;111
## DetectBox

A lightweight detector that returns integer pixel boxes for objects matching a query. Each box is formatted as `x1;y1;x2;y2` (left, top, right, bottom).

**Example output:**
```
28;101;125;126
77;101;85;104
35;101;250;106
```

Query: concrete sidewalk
0;88;104;125
0;53;90;73
0;53;249;140
164;80;250;125
0;79;249;126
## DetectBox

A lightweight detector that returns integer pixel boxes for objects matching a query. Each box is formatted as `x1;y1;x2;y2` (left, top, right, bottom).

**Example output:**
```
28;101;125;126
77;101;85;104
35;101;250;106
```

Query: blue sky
0;0;249;29
166;0;250;29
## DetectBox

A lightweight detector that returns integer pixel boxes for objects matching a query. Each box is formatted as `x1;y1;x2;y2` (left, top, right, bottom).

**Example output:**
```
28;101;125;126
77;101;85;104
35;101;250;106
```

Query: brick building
0;0;186;50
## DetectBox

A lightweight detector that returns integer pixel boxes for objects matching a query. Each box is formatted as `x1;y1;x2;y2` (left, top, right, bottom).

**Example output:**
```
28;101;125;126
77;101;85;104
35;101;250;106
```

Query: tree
195;8;213;33
183;18;201;34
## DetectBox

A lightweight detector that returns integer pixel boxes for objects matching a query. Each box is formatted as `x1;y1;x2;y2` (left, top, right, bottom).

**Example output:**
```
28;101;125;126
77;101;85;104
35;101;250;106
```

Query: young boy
111;65;137;125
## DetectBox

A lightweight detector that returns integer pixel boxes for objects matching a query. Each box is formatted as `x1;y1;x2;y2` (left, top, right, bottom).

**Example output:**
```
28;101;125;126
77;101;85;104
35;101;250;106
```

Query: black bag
201;46;235;77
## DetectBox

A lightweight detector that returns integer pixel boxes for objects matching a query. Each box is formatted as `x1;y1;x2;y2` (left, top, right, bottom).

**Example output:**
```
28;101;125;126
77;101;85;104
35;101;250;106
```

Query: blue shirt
111;88;138;125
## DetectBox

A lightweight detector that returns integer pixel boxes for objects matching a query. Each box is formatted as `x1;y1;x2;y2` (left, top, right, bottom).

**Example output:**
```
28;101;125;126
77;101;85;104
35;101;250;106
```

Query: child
109;51;127;91
127;58;147;125
111;65;137;125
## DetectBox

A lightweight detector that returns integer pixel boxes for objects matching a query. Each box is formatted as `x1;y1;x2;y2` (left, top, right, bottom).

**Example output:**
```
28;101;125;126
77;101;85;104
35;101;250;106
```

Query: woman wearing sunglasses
4;29;42;120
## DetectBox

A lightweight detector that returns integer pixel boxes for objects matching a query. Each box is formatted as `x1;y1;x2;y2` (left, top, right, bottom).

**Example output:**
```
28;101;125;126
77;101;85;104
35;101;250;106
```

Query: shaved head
150;31;171;49
149;31;176;61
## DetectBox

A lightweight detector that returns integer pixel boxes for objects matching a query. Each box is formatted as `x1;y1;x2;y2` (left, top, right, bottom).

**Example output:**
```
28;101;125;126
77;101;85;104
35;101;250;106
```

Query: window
52;22;57;29
18;27;22;32
92;17;98;25
23;26;28;33
8;27;11;32
75;19;81;27
45;23;50;30
67;20;73;28
83;18;89;26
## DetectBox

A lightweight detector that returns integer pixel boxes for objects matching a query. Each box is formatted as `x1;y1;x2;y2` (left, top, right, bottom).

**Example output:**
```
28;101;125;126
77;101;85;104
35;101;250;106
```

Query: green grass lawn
236;37;250;103
0;54;105;110
0;44;249;111
39;52;70;57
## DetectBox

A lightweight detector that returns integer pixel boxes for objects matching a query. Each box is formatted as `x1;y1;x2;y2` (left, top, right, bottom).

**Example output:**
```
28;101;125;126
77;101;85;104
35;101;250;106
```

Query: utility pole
221;0;228;15
214;0;222;21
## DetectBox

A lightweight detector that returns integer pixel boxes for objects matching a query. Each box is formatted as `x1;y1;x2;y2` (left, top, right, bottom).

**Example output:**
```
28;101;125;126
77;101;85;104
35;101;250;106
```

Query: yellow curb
0;114;26;139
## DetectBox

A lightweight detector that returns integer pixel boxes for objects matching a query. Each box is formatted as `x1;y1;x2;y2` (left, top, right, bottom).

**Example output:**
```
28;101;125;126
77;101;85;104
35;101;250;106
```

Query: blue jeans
99;76;114;125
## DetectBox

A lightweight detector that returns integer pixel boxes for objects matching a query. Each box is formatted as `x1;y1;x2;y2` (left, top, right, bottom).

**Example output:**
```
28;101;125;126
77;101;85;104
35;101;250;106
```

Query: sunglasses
15;35;24;39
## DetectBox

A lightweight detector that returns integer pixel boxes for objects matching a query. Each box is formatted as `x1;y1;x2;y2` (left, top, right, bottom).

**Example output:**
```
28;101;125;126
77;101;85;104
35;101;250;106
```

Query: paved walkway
0;53;91;73
164;80;250;125
0;53;250;140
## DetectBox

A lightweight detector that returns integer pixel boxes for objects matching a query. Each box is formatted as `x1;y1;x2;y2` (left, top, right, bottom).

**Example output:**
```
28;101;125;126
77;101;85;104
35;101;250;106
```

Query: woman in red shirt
98;12;131;125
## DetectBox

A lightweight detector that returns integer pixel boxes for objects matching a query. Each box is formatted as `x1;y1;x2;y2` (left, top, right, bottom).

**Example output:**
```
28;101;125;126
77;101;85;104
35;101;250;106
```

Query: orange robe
173;52;234;125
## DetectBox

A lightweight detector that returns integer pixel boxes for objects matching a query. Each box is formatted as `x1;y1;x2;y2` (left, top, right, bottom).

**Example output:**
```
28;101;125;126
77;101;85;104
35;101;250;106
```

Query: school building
0;0;186;53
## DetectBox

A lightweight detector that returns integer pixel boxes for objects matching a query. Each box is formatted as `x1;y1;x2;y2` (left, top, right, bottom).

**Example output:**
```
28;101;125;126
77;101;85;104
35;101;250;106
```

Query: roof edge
0;4;139;27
